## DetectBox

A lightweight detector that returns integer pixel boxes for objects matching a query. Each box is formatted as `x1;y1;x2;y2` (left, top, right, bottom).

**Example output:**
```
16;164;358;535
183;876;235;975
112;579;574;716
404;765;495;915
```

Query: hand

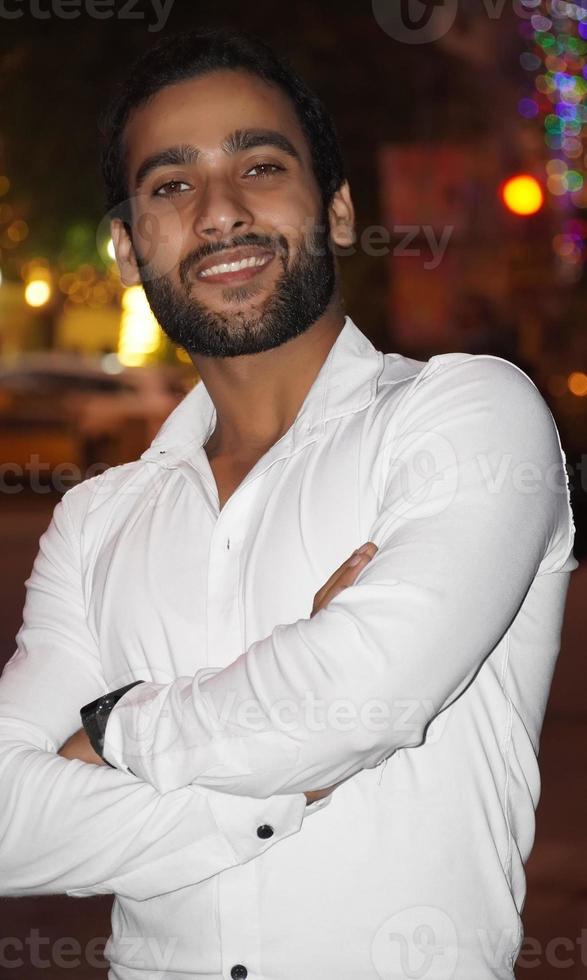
305;783;345;805
311;541;378;618
58;727;108;766
305;541;378;804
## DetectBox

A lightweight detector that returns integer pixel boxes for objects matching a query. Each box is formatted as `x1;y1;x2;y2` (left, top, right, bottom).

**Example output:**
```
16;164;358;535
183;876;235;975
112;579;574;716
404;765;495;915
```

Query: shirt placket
173;431;320;980
206;483;263;980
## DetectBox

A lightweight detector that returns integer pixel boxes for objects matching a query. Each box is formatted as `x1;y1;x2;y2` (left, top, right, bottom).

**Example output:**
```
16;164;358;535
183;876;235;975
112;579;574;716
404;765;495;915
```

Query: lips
194;247;276;280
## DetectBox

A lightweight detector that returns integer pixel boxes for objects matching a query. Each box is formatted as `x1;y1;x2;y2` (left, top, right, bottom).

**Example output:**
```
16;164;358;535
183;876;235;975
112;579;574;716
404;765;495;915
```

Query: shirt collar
141;315;385;466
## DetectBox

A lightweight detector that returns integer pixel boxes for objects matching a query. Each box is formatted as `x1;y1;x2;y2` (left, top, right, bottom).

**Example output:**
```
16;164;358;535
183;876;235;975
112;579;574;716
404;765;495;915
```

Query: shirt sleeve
102;356;578;797
0;483;324;904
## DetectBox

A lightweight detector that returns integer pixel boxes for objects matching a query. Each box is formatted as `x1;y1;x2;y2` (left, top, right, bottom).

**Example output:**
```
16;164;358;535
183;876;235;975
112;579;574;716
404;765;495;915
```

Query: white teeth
200;255;271;277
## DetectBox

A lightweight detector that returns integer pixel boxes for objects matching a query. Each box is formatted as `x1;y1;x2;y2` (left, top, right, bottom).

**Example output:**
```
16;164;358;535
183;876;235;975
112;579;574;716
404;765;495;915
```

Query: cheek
252;191;321;253
132;198;185;275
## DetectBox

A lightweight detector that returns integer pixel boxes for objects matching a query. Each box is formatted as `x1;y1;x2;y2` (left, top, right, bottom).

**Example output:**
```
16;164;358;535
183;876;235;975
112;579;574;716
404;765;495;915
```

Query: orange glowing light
501;175;544;216
568;372;587;397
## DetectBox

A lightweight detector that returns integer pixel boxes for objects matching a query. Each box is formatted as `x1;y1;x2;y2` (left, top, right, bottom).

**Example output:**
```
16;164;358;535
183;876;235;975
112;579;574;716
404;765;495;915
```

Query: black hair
99;27;346;224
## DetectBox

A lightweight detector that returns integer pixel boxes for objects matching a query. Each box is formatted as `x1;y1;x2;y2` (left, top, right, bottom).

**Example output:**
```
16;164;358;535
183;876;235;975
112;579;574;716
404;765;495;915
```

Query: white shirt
0;316;578;980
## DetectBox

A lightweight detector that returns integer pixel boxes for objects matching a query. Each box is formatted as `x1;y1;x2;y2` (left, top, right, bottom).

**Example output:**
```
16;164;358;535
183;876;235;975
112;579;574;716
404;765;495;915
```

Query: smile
196;253;276;284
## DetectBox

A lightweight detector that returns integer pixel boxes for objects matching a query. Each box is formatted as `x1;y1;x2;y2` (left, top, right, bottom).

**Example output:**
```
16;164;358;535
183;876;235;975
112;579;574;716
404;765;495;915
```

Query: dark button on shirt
256;824;274;839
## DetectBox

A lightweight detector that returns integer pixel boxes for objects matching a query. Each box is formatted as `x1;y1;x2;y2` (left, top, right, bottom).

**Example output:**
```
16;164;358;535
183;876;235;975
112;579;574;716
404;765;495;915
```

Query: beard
133;205;337;358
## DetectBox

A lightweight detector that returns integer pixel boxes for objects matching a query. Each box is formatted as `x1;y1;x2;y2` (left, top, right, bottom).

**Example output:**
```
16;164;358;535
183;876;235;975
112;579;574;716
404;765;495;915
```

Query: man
0;27;578;980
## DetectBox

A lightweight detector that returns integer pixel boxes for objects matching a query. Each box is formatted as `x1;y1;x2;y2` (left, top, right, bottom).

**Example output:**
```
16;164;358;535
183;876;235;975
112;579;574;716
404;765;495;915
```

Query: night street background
0;0;585;976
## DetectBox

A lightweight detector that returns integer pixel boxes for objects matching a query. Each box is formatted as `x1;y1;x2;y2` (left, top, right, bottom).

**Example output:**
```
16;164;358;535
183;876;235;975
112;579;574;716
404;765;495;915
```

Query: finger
314;542;378;604
348;541;378;566
320;564;368;606
313;546;377;613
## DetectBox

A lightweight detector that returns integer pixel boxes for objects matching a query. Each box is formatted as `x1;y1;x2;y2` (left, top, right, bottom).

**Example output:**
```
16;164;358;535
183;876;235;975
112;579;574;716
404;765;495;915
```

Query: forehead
123;69;312;184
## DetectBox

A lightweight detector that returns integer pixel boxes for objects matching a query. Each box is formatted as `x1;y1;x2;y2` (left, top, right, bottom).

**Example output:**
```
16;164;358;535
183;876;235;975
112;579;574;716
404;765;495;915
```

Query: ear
328;180;355;249
110;217;142;287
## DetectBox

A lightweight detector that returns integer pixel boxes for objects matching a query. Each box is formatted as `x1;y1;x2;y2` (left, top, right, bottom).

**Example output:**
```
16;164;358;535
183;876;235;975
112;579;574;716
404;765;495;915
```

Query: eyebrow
133;128;302;192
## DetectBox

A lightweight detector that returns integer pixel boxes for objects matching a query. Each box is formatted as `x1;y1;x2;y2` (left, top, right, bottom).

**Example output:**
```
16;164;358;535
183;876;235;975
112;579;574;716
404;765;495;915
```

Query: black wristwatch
80;681;145;767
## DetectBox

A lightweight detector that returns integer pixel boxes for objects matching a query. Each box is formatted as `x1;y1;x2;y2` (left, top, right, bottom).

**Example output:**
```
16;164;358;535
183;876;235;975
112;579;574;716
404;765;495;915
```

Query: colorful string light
517;0;587;274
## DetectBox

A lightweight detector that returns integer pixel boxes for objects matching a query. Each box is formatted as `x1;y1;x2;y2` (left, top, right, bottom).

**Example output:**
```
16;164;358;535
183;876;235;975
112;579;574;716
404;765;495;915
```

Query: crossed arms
0;356;570;899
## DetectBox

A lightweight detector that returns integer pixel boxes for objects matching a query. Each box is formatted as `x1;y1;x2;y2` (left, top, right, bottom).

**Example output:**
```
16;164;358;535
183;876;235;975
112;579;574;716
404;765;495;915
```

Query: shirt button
256;824;274;839
230;966;248;979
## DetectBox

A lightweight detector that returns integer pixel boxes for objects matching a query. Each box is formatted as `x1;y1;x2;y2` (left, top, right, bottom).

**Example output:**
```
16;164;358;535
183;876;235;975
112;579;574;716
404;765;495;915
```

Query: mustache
179;233;288;289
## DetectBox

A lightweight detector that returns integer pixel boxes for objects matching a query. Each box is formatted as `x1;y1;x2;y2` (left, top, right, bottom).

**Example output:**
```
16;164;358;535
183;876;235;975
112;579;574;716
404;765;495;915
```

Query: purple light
531;15;551;31
518;20;535;40
579;21;587;40
518;97;539;118
556;102;579;118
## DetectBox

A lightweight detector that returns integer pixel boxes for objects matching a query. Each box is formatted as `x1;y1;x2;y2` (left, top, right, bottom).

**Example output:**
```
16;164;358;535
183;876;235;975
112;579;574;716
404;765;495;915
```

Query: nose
193;177;255;242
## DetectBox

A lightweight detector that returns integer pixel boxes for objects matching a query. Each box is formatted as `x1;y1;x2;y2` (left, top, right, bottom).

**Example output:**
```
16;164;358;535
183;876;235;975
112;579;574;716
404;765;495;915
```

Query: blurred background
0;0;585;977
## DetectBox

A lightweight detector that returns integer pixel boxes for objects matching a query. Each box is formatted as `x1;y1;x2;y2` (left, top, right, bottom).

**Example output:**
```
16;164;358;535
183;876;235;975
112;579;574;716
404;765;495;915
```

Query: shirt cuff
206;785;331;867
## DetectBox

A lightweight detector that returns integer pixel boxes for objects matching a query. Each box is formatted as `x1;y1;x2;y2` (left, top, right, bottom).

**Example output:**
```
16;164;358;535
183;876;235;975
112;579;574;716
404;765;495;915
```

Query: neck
191;302;346;458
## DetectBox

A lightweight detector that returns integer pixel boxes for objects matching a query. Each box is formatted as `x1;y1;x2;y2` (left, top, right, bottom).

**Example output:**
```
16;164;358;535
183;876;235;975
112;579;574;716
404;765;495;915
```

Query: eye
246;163;285;179
153;180;191;197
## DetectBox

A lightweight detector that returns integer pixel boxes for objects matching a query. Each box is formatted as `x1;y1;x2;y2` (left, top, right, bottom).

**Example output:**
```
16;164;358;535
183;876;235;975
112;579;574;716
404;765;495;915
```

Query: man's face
116;69;340;358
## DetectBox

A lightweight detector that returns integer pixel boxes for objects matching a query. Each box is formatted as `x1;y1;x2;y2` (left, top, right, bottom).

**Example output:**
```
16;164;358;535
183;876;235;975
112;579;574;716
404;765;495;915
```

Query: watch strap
80;680;145;767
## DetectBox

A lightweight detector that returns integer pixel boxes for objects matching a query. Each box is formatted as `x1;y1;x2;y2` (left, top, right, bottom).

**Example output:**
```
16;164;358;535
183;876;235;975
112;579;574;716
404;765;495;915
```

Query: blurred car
0;352;196;486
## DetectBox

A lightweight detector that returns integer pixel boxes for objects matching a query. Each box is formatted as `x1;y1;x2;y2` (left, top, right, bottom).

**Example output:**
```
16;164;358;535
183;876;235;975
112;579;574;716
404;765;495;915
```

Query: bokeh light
24;280;51;307
501;174;544;214
568;371;587;395
118;285;162;367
